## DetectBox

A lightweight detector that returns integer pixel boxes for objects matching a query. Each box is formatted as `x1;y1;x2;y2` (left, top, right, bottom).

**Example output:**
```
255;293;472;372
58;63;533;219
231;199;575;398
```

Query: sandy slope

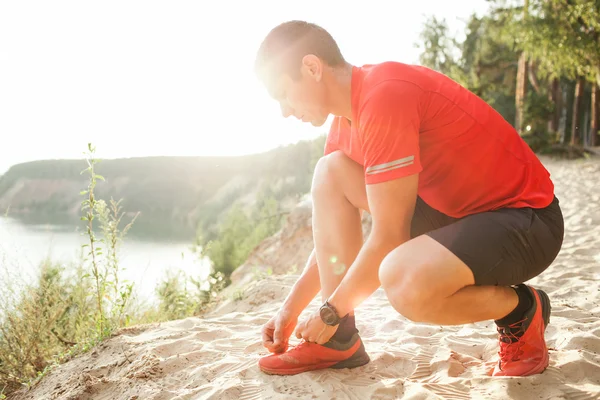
11;156;600;400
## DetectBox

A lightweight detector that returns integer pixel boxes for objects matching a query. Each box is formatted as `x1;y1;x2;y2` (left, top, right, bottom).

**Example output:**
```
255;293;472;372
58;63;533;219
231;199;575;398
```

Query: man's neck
325;63;354;121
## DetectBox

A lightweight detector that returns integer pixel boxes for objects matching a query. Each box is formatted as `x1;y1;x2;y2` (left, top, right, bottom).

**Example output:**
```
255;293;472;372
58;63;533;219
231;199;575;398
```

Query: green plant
79;143;139;338
80;143;109;337
0;143;142;397
232;289;245;302
0;259;93;395
520;91;558;152
197;191;285;287
96;198;139;327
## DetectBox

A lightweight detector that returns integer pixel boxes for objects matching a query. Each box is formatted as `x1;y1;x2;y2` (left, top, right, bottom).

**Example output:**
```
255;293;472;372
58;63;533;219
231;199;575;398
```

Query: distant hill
0;136;326;241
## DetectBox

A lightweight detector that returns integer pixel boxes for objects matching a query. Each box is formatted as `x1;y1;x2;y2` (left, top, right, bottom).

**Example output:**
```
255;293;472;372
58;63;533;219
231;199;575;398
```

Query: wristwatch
319;300;348;326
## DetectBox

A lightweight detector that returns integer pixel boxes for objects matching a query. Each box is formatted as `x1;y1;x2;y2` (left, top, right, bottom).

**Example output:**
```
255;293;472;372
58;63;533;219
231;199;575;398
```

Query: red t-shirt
324;62;554;218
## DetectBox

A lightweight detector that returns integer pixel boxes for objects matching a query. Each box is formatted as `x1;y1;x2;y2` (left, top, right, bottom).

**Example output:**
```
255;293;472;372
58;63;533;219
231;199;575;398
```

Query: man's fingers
273;320;285;346
262;330;273;347
262;322;276;350
294;320;304;339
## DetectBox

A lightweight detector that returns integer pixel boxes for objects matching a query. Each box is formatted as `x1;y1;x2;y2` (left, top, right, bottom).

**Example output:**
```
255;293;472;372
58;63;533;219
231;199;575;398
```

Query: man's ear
301;54;323;82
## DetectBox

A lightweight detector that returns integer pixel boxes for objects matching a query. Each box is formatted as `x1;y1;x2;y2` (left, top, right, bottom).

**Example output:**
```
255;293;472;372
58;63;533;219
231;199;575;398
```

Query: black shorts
411;196;564;286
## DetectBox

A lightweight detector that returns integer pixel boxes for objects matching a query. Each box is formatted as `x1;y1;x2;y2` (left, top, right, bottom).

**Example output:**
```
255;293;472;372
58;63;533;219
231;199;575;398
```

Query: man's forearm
281;248;321;316
328;234;407;317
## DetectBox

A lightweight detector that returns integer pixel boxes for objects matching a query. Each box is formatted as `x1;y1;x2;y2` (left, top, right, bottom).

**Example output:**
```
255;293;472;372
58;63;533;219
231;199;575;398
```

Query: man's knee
311;150;366;204
379;245;437;322
312;151;347;193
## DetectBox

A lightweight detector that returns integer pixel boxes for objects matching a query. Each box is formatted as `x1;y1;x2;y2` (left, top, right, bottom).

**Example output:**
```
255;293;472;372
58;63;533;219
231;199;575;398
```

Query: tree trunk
528;60;540;93
515;51;528;133
570;77;585;146
592;82;599;147
514;0;530;133
548;78;561;135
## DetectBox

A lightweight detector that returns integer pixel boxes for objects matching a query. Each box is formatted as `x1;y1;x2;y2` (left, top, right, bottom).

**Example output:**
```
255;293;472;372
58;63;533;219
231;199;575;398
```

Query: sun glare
0;0;490;172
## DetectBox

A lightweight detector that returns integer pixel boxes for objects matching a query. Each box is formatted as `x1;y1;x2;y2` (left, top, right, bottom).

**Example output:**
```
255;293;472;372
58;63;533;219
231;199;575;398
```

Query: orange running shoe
493;285;551;377
258;333;370;375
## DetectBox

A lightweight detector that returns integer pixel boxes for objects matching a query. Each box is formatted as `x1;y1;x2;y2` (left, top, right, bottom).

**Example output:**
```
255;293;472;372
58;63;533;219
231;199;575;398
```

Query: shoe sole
331;340;371;369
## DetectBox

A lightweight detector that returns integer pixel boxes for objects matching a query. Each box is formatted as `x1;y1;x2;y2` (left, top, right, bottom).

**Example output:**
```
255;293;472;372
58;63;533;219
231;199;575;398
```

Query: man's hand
294;309;338;345
261;309;298;354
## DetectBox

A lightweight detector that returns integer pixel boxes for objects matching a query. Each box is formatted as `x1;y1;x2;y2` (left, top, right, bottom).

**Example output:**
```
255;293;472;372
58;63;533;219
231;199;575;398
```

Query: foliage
417;16;462;78
417;13;519;123
153;270;204;320
521;90;558;151
0;135;329;396
0;143;139;395
494;0;600;83
0;259;96;394
198;188;284;286
417;1;599;152
80;144;138;338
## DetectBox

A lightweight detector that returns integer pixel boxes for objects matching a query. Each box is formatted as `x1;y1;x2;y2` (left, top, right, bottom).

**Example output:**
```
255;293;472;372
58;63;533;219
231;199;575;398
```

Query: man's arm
324;79;423;316
280;208;367;316
280;248;321;316
326;173;419;317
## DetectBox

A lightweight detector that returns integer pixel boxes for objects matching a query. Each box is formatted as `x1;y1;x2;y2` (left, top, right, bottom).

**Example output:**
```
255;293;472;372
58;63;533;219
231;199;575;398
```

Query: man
253;20;564;377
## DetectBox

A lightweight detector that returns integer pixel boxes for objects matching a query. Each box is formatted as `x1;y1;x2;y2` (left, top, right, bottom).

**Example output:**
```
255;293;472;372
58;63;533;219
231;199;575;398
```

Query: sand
10;156;600;400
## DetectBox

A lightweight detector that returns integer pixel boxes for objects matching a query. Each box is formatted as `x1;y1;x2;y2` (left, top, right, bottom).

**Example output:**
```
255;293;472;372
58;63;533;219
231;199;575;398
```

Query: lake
0;215;211;305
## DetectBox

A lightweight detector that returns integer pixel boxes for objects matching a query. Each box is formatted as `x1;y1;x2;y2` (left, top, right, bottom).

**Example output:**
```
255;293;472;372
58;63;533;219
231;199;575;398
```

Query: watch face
320;307;337;325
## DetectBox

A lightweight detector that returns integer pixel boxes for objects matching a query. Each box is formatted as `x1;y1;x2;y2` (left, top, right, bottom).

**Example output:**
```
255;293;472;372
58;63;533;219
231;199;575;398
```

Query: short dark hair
254;20;346;82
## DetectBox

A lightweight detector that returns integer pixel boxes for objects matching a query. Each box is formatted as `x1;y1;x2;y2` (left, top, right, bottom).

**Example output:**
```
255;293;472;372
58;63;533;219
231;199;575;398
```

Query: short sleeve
358;80;423;185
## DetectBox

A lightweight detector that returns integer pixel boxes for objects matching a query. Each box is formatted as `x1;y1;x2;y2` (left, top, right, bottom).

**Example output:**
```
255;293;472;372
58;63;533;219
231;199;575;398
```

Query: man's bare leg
311;151;520;326
311;151;370;304
379;235;518;324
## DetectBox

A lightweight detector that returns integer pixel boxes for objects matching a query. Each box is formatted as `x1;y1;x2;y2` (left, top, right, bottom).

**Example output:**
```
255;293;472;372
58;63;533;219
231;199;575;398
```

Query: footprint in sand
193;329;223;342
238;379;263;400
408;349;436;381
407;349;483;382
243;341;266;354
370;383;405;399
421;382;472;400
448;351;482;377
379;317;407;333
152;337;203;358
125;353;163;379
561;386;600;400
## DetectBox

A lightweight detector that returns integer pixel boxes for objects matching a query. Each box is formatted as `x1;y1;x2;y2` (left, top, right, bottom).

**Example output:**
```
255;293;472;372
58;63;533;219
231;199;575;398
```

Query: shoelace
497;317;527;366
285;339;309;351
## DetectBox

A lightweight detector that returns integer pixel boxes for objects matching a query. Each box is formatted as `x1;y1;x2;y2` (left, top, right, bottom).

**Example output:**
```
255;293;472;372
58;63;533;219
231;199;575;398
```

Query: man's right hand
261;309;298;354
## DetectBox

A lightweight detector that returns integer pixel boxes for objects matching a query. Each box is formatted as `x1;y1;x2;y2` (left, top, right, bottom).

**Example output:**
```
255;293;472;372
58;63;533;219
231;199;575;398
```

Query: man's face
265;56;329;127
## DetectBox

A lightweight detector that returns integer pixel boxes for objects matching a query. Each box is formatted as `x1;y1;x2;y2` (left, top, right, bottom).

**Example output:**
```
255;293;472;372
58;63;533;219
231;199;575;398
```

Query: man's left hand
295;309;338;345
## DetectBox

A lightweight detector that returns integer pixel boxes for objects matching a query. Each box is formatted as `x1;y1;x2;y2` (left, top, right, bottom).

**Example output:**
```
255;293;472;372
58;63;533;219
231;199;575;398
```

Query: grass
0;142;292;397
0;144;151;395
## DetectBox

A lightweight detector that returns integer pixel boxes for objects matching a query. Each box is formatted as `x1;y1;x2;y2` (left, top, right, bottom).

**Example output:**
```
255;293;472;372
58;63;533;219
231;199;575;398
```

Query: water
0;215;211;305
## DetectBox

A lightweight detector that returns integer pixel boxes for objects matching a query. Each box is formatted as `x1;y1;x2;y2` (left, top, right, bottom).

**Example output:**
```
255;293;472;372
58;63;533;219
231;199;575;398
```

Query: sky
0;0;490;174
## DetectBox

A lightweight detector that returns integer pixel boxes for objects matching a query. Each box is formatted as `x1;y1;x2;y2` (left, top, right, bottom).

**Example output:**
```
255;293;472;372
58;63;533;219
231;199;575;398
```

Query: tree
417;17;460;77
496;0;600;144
417;13;519;123
515;0;530;133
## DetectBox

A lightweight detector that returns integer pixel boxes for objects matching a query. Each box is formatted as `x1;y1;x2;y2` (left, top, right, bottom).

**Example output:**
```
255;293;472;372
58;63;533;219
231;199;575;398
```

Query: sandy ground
11;156;600;400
